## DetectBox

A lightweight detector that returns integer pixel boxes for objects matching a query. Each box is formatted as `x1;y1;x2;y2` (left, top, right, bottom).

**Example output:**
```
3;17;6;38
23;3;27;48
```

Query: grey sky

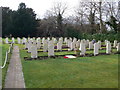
0;0;80;18
0;0;119;18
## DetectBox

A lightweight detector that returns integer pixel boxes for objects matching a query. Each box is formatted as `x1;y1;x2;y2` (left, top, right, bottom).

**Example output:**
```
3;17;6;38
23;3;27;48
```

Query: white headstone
73;38;77;42
98;41;102;49
22;37;27;44
30;38;33;43
69;37;72;41
33;40;37;45
79;40;83;51
28;41;32;53
37;41;41;49
5;37;8;44
31;44;38;58
52;37;54;40
0;37;2;44
53;38;57;44
94;43;99;56
47;37;50;41
89;42;94;50
28;37;30;40
67;39;72;48
33;37;35;40
70;42;75;50
36;37;41;42
48;40;54;56
17;37;21;44
12;37;15;43
113;40;117;48
117;43;120;52
25;42;28;49
76;40;80;48
57;42;62;51
24;38;27;43
42;37;45;44
86;40;89;47
59;37;63;44
43;40;48;52
105;40;108;46
64;37;67;43
21;38;24;44
106;41;111;54
79;41;86;55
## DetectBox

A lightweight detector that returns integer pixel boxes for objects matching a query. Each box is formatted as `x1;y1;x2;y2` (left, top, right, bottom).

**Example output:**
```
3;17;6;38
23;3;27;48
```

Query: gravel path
4;46;25;88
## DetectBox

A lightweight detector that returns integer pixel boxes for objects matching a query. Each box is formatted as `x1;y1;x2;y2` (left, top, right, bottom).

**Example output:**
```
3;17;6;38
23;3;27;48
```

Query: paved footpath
4;46;25;88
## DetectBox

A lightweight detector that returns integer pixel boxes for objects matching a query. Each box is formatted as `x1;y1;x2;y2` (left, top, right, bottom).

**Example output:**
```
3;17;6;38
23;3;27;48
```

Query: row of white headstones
0;37;120;58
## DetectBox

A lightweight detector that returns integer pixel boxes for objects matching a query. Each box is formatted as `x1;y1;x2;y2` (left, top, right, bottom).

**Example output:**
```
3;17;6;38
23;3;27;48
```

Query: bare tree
52;2;67;16
117;1;120;22
75;0;119;33
75;1;98;34
51;1;68;37
37;2;68;37
98;1;105;33
102;2;118;32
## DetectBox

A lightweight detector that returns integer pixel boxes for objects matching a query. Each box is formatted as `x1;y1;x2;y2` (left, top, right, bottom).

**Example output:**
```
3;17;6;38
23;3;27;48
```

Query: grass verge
18;44;118;88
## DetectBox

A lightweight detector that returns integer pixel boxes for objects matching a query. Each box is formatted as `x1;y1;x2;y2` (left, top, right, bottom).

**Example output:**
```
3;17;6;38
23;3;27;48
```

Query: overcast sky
0;0;119;18
0;0;80;18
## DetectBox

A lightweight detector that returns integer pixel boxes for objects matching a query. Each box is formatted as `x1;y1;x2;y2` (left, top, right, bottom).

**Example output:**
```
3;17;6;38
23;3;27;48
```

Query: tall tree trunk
99;1;105;33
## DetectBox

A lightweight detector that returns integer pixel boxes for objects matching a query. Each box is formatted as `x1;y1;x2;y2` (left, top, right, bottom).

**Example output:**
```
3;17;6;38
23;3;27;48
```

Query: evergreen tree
2;7;12;37
10;3;38;37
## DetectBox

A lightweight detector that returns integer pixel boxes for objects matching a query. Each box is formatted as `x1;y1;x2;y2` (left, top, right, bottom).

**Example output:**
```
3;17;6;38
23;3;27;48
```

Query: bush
65;26;119;42
65;27;82;39
81;33;119;42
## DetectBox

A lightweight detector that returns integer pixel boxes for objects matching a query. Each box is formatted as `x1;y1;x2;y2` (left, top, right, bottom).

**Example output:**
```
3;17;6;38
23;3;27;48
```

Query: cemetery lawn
1;44;11;87
18;44;118;88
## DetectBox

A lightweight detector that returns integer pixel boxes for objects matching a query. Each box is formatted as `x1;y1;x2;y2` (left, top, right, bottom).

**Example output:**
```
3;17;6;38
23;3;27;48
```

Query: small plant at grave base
74;48;80;57
116;51;120;54
111;49;113;53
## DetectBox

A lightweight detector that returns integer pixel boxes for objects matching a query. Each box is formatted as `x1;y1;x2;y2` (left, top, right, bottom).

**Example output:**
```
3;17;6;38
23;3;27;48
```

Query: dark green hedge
81;33;120;42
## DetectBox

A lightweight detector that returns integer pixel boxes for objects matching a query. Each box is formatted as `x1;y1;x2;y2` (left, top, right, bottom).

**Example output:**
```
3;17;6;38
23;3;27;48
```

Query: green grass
1;44;11;87
18;44;118;88
1;44;10;64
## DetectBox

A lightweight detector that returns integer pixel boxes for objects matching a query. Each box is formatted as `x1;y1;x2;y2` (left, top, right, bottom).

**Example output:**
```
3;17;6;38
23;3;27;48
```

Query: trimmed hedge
81;32;120;42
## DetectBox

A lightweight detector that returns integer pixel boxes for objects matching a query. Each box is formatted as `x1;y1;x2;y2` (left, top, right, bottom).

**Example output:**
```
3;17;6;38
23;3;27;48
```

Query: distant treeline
2;2;120;42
